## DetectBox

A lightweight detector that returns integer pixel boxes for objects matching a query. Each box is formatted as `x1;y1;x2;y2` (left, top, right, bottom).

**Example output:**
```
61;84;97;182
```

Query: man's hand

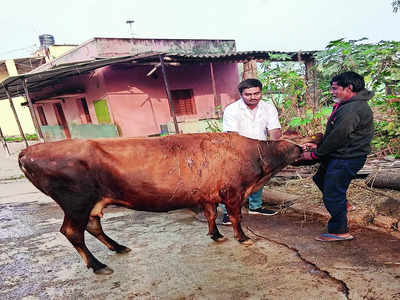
300;151;314;161
301;142;317;151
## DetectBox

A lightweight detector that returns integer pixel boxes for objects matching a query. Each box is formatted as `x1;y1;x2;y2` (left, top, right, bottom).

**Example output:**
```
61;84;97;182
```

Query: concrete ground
1;143;400;299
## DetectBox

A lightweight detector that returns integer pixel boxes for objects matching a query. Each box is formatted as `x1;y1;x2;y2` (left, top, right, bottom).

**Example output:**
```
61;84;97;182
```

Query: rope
257;143;268;166
278;138;304;148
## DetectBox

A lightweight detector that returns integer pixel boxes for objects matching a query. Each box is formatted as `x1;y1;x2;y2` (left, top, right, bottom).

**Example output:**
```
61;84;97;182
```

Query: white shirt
222;98;281;141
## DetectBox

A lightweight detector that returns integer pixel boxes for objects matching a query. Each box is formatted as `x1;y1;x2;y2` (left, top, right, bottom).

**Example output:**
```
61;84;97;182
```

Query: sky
1;0;399;59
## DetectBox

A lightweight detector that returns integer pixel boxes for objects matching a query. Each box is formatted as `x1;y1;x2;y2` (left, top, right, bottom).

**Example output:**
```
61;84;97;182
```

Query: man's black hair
238;78;263;94
330;71;365;92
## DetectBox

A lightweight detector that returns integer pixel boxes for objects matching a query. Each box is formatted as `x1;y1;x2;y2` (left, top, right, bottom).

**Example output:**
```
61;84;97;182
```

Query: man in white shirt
221;78;281;225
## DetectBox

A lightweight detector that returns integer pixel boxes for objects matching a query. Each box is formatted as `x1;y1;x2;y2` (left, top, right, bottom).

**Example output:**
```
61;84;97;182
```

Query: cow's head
257;132;323;176
280;132;323;166
281;131;323;147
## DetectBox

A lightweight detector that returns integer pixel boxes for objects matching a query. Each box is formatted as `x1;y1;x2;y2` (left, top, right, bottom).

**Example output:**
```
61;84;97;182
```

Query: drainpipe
3;85;29;148
22;79;44;142
159;54;179;134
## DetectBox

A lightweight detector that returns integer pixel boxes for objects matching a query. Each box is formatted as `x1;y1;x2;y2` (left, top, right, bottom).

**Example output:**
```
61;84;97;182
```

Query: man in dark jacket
301;71;374;242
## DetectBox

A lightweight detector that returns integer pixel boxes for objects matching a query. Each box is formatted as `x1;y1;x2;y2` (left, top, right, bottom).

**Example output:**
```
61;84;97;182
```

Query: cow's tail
18;149;27;172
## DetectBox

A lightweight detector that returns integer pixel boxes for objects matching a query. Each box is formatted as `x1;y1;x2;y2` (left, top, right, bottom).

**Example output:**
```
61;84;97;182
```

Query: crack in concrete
246;226;350;299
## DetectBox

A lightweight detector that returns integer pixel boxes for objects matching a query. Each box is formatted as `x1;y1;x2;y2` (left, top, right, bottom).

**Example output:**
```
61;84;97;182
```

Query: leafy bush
372;120;400;158
256;38;400;157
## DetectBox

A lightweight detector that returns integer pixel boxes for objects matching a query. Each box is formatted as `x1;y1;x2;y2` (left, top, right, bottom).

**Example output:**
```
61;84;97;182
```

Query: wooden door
53;103;71;139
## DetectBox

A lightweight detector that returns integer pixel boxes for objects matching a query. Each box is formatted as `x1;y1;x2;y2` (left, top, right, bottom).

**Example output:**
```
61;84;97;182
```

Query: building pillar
5;59;18;76
242;59;258;80
304;58;318;107
159;55;179;134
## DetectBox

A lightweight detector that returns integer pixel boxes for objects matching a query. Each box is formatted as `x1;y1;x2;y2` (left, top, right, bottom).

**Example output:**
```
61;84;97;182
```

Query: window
37;106;48;126
171;89;196;116
78;98;92;123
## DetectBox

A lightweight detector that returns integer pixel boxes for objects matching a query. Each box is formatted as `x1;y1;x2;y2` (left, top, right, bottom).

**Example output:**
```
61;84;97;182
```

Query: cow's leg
60;216;113;275
202;202;226;242
226;203;253;246
86;216;131;253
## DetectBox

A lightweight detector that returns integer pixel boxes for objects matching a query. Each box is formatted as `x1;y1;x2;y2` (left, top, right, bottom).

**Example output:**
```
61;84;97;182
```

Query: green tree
258;53;332;135
393;0;400;13
208;39;399;157
309;38;400;157
257;38;400;157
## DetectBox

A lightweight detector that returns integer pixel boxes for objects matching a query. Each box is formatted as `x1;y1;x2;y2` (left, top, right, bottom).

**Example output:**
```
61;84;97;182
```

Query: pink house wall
32;75;95;127
33;61;239;137
38;104;57;125
31;64;240;139
35;100;83;128
31;36;240;137
96;62;239;137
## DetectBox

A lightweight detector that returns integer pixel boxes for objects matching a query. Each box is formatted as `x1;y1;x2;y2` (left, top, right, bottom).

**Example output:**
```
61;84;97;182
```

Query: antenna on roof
126;20;135;37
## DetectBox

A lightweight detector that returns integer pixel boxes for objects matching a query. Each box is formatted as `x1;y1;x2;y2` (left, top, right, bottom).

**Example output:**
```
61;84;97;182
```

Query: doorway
53;103;71;139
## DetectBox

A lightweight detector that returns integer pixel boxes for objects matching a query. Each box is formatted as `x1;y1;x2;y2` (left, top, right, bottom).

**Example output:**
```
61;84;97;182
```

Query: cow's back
89;133;261;210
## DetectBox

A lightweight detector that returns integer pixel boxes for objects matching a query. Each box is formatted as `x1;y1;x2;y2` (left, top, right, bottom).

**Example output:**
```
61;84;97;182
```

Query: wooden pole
22;79;44;141
209;62;221;117
159;54;179;134
304;58;317;107
0;127;11;155
242;59;258;80
4;85;29;148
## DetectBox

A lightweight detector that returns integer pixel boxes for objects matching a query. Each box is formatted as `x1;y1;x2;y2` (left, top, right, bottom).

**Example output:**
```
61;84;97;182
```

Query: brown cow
18;132;321;275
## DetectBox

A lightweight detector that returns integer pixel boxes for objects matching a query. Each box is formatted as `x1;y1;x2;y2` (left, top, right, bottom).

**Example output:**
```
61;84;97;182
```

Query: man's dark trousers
313;157;366;234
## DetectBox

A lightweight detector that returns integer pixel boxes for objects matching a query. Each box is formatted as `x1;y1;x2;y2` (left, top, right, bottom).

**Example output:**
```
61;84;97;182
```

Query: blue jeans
221;187;263;214
313;157;366;234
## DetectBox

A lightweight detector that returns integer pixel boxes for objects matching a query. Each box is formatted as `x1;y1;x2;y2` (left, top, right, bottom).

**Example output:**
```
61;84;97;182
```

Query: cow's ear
282;129;299;138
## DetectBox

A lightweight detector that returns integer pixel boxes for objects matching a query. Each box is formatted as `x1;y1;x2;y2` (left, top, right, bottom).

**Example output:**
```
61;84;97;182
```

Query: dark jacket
314;89;374;159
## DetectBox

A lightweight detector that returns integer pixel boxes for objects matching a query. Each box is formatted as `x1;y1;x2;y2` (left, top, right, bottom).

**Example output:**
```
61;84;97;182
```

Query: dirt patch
264;166;400;228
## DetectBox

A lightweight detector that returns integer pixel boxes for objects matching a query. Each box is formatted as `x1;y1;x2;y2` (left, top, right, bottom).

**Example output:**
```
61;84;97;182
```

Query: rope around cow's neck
278;138;303;148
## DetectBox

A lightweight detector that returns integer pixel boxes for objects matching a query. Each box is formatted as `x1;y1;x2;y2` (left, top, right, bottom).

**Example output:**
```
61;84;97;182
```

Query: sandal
315;233;354;242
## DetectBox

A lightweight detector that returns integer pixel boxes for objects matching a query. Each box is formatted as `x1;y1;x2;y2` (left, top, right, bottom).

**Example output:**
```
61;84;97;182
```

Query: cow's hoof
116;246;132;254
94;266;114;275
240;239;254;246
215;237;228;243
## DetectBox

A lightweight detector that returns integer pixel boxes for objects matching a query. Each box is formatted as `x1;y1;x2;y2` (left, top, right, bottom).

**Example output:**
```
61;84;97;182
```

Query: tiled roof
167;50;317;62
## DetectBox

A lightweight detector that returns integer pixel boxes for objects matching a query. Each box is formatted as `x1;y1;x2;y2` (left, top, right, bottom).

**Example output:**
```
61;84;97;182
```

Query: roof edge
92;36;236;42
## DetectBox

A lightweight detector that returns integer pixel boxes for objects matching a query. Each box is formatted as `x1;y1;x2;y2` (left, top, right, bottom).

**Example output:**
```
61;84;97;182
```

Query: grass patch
0;175;26;181
4;134;38;142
